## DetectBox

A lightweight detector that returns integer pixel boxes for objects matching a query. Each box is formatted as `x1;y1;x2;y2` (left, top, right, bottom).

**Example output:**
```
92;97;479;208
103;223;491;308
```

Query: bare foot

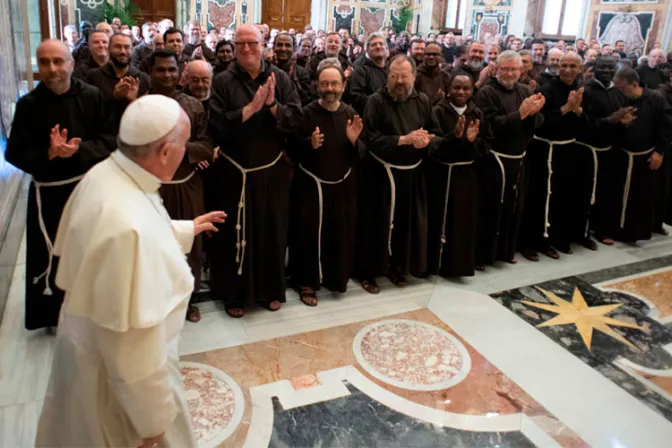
186;305;201;322
226;307;244;318
361;279;380;294
268;300;282;311
300;287;318;306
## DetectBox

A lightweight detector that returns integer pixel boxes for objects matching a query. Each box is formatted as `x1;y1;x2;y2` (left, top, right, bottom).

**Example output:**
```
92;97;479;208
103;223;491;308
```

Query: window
541;0;585;37
444;0;467;30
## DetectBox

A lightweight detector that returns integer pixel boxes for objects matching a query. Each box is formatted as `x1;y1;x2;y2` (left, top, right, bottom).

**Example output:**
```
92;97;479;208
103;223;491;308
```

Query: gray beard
389;86;413;102
547;66;560;76
468;59;483;71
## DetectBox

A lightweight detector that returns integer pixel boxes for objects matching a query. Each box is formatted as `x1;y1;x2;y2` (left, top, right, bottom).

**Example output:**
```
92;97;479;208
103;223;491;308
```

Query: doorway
261;0;311;31
134;0;176;24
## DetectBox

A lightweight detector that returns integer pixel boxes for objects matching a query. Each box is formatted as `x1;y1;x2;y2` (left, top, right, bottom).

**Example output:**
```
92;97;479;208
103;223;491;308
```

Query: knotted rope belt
490;150;526;206
298;164;352;282
369;151;423;257
575;141;611;206
220;152;283;275
32;175;85;295
620;147;655;228
436;160;474;268
532;136;576;238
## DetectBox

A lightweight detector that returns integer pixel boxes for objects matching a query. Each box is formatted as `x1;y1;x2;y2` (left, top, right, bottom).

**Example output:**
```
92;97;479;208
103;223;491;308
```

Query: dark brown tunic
159;91;213;297
208;61;302;308
6;79;115;329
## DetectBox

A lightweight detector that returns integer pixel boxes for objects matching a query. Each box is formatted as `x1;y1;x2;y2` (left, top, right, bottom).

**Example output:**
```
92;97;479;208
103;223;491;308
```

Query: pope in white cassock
35;95;226;448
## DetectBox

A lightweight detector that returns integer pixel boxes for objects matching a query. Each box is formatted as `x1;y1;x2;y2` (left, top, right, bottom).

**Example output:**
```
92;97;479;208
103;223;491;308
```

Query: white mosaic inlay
181;362;245;448
353;319;471;391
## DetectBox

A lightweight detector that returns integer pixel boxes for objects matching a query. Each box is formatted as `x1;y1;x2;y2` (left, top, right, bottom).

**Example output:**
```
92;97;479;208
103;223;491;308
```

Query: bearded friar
289;62;363;306
150;49;214;322
356;54;441;294
474;50;544;266
6;40;115;331
85;33;151;133
520;53;594;261
208;25;302;318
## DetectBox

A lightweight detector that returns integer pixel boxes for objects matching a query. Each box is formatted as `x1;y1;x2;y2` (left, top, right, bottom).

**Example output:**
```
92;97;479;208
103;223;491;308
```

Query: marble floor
1;226;672;447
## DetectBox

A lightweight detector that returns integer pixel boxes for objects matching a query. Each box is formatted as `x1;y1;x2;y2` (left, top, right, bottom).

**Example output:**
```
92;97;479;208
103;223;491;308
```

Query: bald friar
520;53;594;260
208;25;302;317
35;95;226;447
6;40;115;331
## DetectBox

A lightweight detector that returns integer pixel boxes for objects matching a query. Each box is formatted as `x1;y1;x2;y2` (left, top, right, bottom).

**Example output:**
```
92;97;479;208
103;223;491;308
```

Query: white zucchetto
118;94;181;146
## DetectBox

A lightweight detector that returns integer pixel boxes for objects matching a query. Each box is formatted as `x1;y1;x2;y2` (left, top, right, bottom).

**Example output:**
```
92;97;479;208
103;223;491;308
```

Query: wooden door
134;0;176;24
262;0;311;30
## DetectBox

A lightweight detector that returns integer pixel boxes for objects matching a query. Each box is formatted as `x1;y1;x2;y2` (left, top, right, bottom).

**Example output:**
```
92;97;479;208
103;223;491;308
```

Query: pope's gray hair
498;50;522;65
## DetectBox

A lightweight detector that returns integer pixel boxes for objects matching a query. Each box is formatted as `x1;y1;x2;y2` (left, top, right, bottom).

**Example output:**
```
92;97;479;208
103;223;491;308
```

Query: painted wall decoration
360;7;386;35
473;0;512;6
470;10;509;40
597;12;655;53
75;0;105;24
333;5;356;33
208;0;237;30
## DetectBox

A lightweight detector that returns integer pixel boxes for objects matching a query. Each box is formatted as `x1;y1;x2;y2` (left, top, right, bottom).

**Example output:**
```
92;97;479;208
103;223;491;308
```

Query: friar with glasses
356;54;441;294
6;40;115;331
414;41;452;105
149;49;214;323
474;50;545;267
289;59;363;306
520;53;594;261
208;24;302;318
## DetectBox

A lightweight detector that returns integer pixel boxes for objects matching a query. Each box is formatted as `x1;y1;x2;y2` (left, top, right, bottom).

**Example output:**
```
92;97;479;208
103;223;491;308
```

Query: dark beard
111;56;129;69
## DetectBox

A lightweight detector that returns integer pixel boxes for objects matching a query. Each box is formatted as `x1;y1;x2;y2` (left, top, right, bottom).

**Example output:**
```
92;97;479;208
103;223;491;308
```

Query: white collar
450;103;467;115
111;150;162;194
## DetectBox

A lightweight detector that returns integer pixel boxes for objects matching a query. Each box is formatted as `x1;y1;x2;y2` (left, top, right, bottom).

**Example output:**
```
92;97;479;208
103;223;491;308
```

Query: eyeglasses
235;41;260;48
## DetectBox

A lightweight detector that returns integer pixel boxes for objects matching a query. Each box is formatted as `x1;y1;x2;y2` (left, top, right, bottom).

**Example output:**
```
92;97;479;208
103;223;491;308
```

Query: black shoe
555;242;573;255
579;237;598;251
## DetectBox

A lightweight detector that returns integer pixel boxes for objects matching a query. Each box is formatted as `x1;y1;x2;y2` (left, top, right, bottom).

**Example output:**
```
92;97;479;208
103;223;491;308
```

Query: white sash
575;141;611;206
490;150;526;206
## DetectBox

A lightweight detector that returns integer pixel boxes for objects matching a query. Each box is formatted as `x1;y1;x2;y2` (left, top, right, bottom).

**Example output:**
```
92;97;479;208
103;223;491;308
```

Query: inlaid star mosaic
521;287;646;351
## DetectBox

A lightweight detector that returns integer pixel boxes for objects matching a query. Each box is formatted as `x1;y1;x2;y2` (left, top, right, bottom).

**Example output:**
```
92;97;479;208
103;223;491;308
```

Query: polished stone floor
1;226;672;447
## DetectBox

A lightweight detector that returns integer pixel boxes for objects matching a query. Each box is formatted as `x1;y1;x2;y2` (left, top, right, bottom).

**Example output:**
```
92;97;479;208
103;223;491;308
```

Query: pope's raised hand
194;211;227;236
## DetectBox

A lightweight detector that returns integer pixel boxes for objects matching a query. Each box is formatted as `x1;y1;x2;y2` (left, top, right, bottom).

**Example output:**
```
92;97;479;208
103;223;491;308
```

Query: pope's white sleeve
96;323;178;439
171;220;195;254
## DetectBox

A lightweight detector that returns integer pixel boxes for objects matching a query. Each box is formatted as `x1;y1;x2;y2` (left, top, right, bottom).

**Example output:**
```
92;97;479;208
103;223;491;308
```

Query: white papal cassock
35;150;197;447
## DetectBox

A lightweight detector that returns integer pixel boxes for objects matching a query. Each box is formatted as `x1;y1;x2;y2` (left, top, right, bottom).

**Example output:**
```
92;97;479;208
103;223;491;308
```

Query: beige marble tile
0;400;42;448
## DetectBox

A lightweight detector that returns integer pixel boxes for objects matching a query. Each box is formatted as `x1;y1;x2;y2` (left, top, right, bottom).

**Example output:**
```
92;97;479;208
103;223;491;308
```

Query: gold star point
520;287;646;351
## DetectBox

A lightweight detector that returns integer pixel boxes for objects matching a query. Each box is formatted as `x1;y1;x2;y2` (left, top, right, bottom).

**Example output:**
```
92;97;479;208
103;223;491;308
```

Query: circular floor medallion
353;319;471;391
180;362;244;448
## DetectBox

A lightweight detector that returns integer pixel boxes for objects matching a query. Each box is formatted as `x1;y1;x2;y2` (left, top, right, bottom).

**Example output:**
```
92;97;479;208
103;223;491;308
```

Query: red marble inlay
182;365;237;443
359;321;467;387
